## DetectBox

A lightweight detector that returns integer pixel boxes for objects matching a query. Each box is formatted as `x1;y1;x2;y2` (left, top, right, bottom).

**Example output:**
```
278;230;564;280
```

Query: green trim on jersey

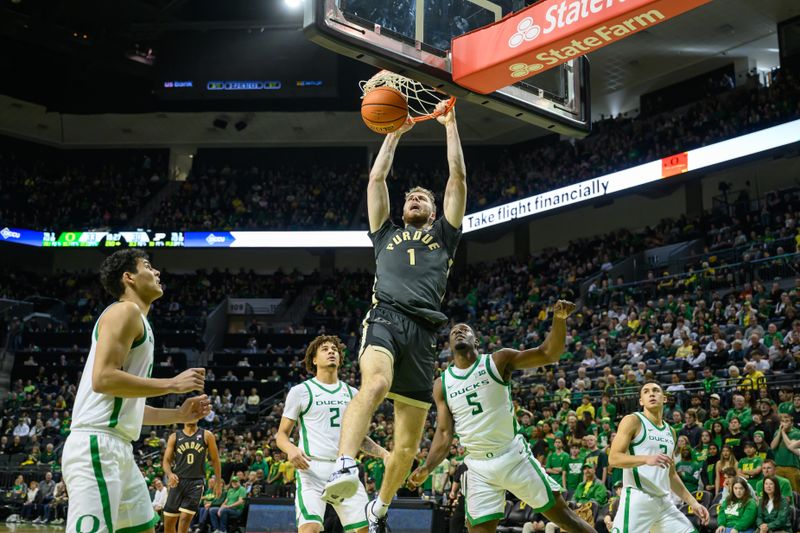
90;435;115;533
631;414;649;447
639;411;666;431
630;414;648;490
447;357;480;380
622;487;631;533
300;382;314;415
309;378;342;395
484;353;509;385
299;382;314;456
296;475;323;524
467;512;505;526
524;441;556;513
108;398;123;428
130;317;148;349
345;385;354;399
343;520;369;531
116;514;160;533
440;375;449;408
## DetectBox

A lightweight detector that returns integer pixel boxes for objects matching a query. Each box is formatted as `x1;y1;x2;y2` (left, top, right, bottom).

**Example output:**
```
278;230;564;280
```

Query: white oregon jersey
442;353;517;455
284;378;356;461
624;411;676;497
71;304;155;442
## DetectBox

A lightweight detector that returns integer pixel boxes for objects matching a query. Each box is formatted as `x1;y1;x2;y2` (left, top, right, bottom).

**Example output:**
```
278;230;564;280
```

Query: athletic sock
370;496;391;518
336;455;357;472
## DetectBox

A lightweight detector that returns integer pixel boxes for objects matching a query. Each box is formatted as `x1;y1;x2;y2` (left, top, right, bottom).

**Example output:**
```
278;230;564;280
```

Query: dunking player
407;303;597;533
162;421;222;533
63;250;210;533
278;336;390;533
322;102;466;532
608;381;710;533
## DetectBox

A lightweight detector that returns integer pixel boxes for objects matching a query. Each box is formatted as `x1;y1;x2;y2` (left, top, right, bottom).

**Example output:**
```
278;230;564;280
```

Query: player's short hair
638;380;662;395
99;249;149;299
304;335;346;373
405;186;436;213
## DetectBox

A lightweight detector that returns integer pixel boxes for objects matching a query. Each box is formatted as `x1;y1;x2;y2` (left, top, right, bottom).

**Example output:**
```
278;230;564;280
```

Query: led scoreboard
42;231;185;248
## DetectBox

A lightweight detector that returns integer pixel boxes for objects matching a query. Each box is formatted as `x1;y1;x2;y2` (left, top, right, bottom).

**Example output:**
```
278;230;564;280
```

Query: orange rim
409;96;457;123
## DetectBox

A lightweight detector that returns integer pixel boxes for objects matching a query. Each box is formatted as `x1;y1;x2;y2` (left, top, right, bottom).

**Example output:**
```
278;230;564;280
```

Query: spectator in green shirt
726;394;753;430
704;404;726;432
776;388;793;415
545;438;569;482
716;479;757;533
209;477;247;533
702;368;719;395
248;451;268;475
675;447;702;492
572;464;608;506
756;476;792;533
196;477;225;531
564;442;586;492
597;393;616;422
738;442;764;491
755;460;792;498
771;413;800;493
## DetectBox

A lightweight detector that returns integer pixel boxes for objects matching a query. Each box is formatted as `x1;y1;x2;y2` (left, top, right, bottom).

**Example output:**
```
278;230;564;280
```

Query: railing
586;251;800;306
668;235;796;276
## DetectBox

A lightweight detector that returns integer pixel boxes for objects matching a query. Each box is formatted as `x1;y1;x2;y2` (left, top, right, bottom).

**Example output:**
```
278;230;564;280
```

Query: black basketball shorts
359;305;438;407
163;478;205;516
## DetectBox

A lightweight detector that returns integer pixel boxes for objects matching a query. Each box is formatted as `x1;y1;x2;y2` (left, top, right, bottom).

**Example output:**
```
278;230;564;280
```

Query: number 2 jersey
441;353;518;455
282;378;357;461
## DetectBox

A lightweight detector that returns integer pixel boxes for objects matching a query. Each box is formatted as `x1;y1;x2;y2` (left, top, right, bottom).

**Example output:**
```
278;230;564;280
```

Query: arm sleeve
282;386;309;421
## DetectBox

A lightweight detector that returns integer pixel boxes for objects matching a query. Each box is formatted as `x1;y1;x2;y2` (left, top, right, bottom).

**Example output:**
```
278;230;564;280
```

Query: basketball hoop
359;70;456;123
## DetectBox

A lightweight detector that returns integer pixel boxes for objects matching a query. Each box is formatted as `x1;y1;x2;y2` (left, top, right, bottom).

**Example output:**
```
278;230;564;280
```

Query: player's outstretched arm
492;300;575;377
608;414;673;469
143;395;211;426
163;433;179;488
367;121;413;232
276;416;311;471
407;378;454;489
205;430;224;497
438;104;467;229
92;302;206;397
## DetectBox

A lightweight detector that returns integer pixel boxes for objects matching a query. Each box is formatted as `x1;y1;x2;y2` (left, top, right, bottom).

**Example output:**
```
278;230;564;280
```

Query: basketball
361;86;408;134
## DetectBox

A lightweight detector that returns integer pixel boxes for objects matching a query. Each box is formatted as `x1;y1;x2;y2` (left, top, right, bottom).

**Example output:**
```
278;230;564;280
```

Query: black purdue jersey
369;217;461;327
172;429;207;479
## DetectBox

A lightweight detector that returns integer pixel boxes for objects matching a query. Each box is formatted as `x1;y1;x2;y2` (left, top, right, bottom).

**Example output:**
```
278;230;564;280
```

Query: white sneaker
322;463;360;504
32;518;42;524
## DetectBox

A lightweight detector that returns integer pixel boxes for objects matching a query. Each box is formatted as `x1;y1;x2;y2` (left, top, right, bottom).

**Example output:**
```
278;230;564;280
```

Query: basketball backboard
304;0;591;137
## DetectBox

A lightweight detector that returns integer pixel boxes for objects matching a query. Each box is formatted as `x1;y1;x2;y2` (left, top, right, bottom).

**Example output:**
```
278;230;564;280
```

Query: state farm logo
508;17;541;48
509;62;543;77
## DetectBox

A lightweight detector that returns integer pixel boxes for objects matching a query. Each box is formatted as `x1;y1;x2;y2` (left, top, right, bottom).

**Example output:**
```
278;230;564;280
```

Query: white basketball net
359;70;453;120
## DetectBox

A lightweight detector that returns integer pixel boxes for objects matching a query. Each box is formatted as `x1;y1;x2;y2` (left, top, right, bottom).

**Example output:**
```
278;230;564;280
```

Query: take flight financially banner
1;118;799;249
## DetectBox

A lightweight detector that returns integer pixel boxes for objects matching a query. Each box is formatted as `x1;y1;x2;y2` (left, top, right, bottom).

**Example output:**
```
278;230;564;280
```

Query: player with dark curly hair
276;335;389;533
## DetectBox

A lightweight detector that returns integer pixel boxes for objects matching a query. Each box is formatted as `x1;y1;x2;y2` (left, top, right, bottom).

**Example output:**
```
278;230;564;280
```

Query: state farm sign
452;0;711;94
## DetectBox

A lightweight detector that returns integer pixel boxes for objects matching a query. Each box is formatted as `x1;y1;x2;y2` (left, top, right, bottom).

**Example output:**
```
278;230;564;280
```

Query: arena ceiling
0;0;798;146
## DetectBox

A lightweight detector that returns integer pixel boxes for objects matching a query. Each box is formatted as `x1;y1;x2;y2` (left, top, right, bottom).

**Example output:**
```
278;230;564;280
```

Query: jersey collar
447;356;481;380
309;378;342;394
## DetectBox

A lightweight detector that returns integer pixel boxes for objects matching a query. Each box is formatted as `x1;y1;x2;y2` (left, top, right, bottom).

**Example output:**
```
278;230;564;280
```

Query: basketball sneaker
321;456;359;504
365;499;390;533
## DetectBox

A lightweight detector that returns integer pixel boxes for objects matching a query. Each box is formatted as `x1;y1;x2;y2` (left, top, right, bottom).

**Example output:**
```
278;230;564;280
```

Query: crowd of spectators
2;73;799;233
0;145;168;230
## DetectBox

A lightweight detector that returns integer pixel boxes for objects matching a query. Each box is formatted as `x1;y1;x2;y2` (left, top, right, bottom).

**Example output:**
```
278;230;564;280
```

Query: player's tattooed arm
360;436;390;461
492;300;576;378
407;378;454;490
